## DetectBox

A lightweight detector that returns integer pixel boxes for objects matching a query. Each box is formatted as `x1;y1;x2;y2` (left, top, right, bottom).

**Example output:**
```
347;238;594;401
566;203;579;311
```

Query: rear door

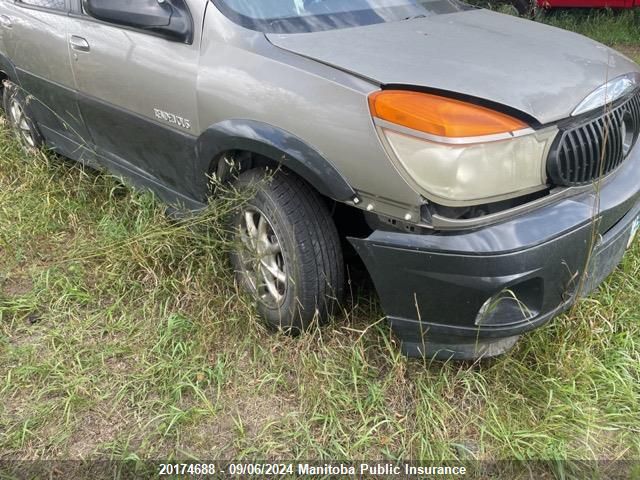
0;0;88;146
67;0;204;196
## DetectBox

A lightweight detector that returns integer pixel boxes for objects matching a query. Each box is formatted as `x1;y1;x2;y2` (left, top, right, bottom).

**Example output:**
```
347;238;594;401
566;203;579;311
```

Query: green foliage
538;9;640;47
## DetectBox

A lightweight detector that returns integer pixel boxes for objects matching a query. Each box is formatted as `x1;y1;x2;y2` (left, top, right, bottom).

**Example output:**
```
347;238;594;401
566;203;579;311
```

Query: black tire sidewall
229;169;342;332
232;188;301;329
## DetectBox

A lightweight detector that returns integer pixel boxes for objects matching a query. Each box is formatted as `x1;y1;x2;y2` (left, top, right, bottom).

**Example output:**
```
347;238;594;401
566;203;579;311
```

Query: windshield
211;0;472;34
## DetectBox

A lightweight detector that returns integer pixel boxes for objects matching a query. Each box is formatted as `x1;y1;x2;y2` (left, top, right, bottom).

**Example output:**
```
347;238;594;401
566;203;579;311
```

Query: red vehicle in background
539;0;639;7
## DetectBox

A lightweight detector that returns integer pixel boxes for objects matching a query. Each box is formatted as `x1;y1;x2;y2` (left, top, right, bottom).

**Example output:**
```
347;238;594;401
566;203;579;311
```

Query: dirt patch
1;275;33;297
66;411;123;458
613;44;640;63
176;388;299;459
231;392;298;438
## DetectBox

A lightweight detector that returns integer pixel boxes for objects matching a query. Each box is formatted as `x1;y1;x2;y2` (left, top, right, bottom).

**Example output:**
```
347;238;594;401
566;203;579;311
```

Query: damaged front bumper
350;147;640;360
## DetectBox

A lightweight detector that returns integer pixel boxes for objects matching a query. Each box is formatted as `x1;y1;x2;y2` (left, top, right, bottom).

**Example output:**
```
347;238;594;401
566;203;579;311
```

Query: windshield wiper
402;14;428;20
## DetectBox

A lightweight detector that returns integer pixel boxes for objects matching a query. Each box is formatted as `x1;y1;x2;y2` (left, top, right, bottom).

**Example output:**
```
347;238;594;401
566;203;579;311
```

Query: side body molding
196;119;357;201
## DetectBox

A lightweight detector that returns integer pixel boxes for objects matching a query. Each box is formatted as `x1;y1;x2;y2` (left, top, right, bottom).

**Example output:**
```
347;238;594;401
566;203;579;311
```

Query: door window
19;0;66;11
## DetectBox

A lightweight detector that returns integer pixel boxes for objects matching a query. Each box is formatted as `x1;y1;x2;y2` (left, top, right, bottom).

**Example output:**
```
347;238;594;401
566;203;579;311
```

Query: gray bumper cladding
350;147;640;361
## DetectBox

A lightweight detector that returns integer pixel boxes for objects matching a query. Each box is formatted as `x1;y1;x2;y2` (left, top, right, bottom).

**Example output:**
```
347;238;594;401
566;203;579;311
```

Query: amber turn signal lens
369;91;527;138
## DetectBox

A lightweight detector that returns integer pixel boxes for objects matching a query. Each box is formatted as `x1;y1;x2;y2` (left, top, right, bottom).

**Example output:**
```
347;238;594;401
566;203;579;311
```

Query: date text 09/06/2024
158;462;468;476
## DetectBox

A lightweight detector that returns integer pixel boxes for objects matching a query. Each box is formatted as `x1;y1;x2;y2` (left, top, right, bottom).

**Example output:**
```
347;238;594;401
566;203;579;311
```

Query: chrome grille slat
594;117;605;176
548;89;640;186
587;128;596;180
572;130;587;183
567;131;580;181
586;122;599;180
613;110;623;168
605;116;615;173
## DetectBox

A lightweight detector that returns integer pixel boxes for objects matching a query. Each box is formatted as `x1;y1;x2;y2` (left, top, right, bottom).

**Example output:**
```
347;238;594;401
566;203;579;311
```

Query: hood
267;9;640;125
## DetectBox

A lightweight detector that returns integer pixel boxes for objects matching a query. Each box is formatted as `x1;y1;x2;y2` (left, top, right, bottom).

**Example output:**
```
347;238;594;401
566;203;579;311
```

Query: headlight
369;91;558;206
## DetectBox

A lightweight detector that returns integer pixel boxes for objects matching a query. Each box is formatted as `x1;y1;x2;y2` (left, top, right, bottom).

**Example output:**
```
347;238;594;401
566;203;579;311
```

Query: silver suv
1;0;639;360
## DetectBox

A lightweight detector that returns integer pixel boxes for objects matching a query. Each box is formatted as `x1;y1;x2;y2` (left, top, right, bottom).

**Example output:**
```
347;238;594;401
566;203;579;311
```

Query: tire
230;168;345;332
3;80;43;151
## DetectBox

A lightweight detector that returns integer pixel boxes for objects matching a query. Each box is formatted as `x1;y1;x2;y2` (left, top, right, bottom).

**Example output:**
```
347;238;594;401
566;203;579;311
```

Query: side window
18;0;66;10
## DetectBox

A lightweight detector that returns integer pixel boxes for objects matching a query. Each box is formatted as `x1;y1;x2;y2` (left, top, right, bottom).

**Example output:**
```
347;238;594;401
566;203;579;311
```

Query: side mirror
84;0;193;43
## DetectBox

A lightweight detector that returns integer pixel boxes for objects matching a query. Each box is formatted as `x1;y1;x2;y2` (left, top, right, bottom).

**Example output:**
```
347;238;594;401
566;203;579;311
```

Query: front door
67;0;202;197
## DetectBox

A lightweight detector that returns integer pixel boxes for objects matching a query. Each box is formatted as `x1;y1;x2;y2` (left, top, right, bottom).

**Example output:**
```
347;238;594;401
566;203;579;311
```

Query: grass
539;9;640;47
0;12;640;480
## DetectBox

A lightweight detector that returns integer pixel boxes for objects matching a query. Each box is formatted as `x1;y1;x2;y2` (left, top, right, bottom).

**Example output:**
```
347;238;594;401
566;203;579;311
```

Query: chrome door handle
70;35;90;52
0;15;13;28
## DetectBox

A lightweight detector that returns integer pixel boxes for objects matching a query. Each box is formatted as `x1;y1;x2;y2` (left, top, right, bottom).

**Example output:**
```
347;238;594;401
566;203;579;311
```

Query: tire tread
233;168;344;330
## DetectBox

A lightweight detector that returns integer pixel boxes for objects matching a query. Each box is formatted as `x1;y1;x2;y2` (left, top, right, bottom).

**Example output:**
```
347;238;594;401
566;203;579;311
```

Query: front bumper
350;147;640;360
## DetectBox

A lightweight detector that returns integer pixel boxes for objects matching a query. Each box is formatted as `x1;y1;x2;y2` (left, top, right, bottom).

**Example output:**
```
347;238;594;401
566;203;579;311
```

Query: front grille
547;89;640;186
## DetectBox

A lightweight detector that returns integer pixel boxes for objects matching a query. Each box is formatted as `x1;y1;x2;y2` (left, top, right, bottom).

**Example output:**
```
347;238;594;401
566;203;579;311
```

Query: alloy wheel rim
238;207;287;308
10;99;36;148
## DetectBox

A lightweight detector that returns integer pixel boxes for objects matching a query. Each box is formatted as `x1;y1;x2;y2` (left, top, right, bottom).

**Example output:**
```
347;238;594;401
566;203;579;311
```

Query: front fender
196;119;356;201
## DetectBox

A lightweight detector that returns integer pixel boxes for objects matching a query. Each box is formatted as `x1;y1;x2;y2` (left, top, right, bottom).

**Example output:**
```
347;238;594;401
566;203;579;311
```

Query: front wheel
230;169;345;332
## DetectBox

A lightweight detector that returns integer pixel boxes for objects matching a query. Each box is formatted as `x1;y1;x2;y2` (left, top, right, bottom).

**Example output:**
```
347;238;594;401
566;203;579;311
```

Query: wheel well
209;149;373;244
207;149;280;188
0;71;8;98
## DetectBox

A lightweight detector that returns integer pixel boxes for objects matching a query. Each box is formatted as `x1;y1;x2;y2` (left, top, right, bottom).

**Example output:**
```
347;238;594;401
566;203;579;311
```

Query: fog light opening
475;279;543;327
